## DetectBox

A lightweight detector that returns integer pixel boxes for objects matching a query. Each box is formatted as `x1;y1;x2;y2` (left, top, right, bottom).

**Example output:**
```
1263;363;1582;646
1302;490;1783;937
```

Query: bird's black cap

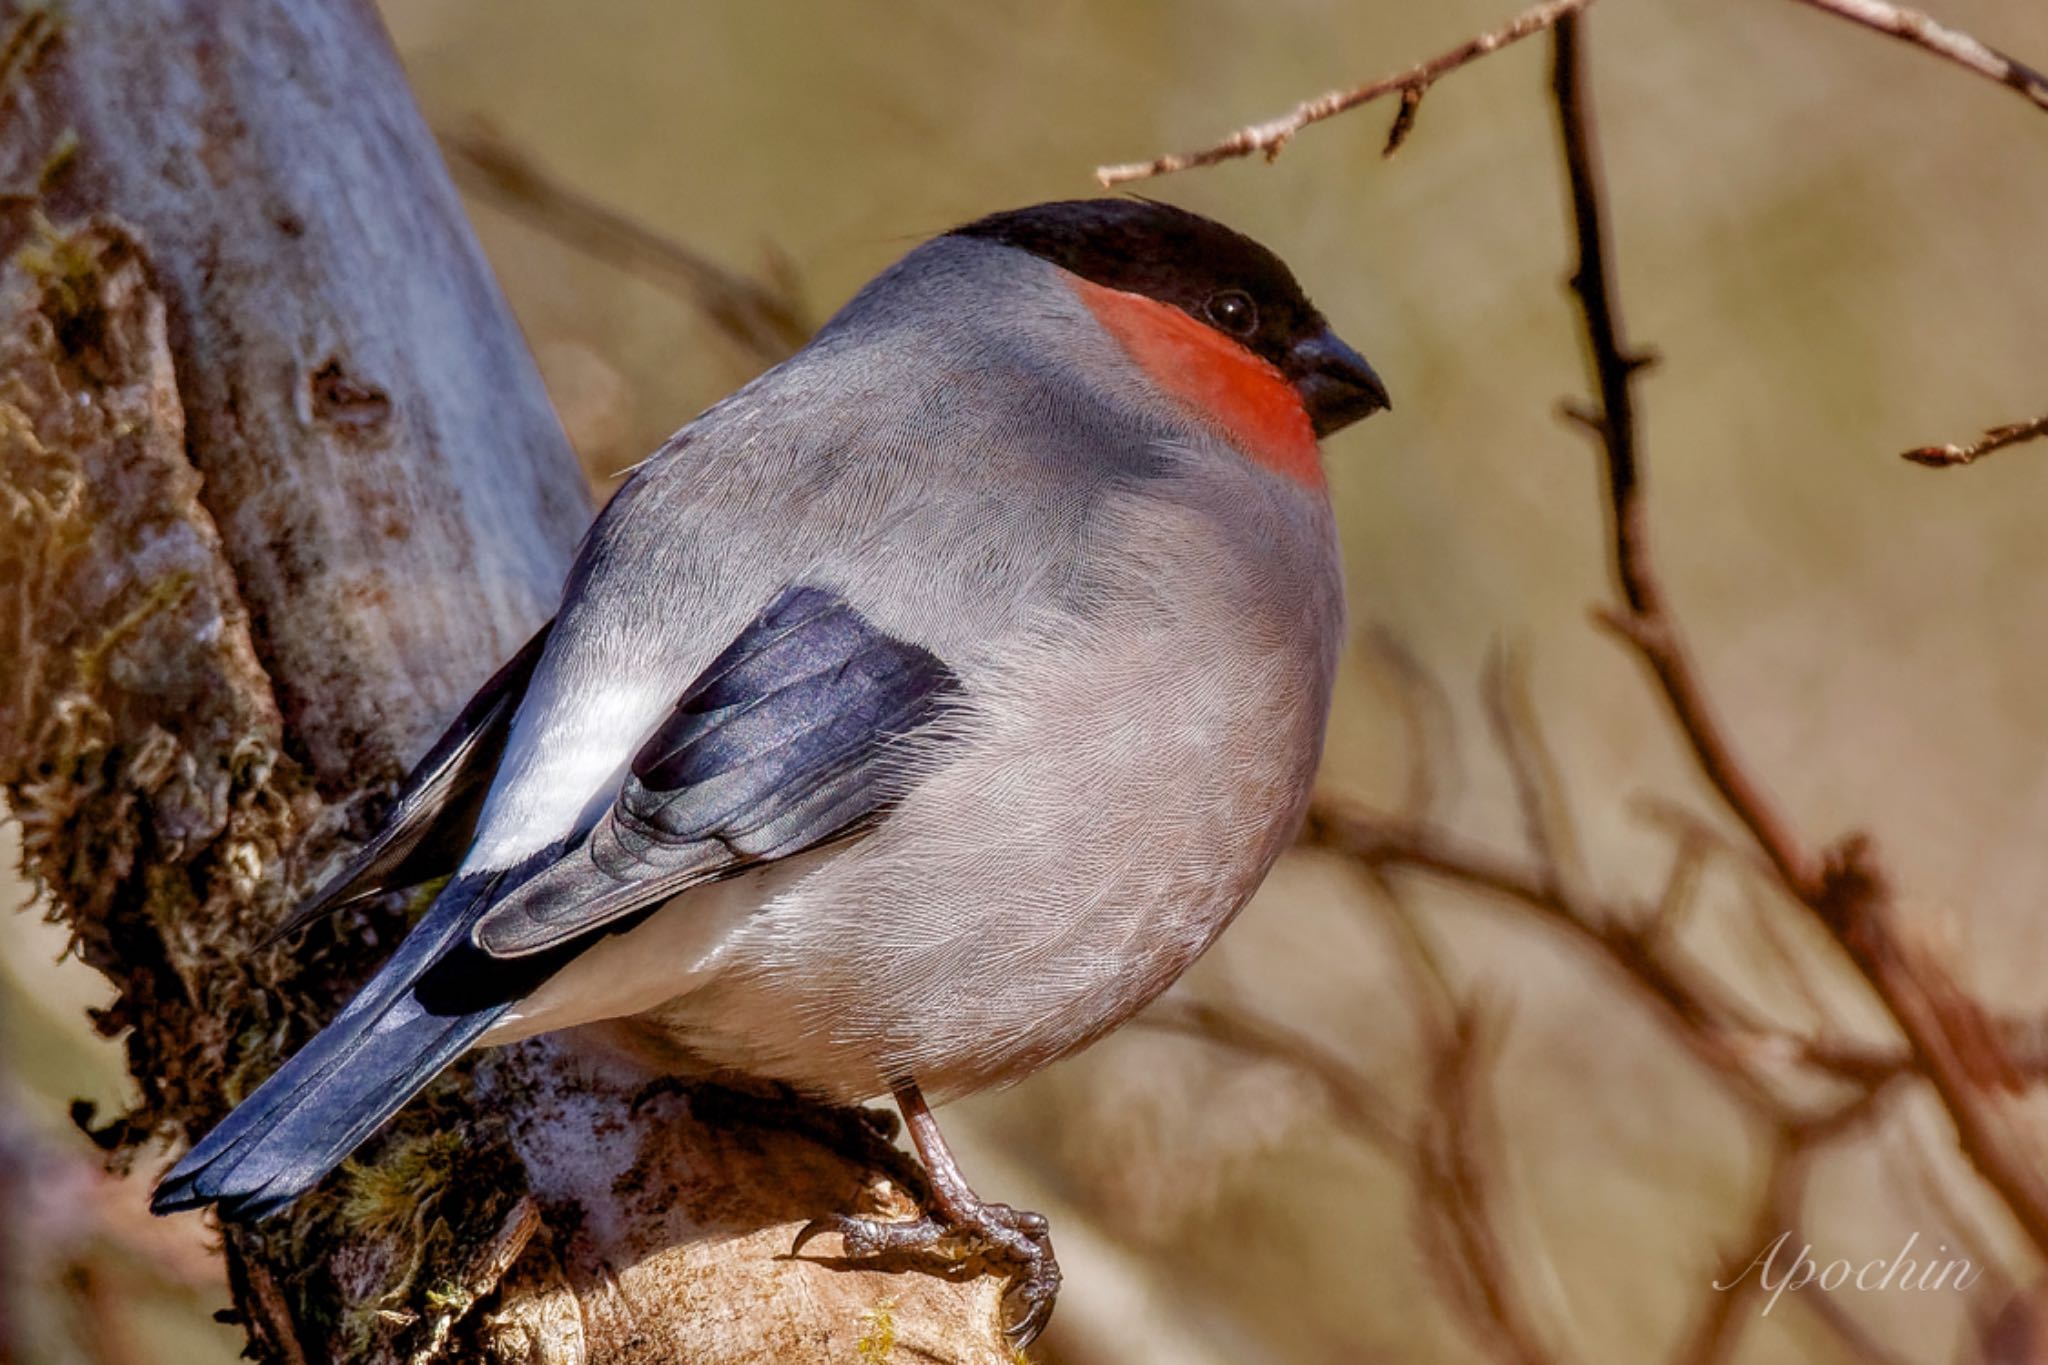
953;199;1388;436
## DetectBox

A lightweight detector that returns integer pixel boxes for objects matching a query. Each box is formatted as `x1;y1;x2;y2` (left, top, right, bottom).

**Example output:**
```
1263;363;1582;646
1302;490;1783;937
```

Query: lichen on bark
0;217;320;1130
0;217;531;1365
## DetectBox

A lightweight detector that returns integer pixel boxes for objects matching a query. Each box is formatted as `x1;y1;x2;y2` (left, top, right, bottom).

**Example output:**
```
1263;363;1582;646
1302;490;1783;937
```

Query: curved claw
1005;1281;1058;1348
788;1213;843;1258
791;1210;948;1260
793;1203;1061;1345
999;1235;1061;1348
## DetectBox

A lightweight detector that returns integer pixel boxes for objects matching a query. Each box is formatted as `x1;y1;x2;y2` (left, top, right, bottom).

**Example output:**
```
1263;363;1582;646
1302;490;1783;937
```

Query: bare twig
1141;1001;1405;1155
441;122;810;366
1482;645;1586;901
1677;1138;1808;1365
1311;802;1783;1116
1106;0;2048;1345
1411;1007;1563;1365
1797;1279;1920;1365
1153;954;1569;1363
1383;84;1428;157
1786;0;2048;113
1902;413;2048;468
1678;1108;1912;1365
1556;24;1813;889
1093;0;1596;185
1362;626;1463;823
1641;818;1710;946
1317;810;1712;1094
1548;11;2048;1260
1364;850;1570;1365
1553;17;1810;897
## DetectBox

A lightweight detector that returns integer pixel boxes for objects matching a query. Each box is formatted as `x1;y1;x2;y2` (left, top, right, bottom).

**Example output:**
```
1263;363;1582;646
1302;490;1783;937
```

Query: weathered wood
0;2;1013;1360
0;0;590;785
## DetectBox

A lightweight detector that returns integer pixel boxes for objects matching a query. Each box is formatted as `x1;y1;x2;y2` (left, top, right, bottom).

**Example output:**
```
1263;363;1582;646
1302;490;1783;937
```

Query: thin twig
1677;1110;1911;1365
1140;1000;1405;1155
1162;928;1569;1363
1902;413;2048;468
1315;798;2048;1085
1641;819;1710;946
1368;858;1570;1365
1553;13;1810;894
1311;802;1792;1116
1411;1006;1563;1365
1796;1278;1920;1365
1362;626;1463;823
1548;12;2048;1260
1093;0;1596;185
1482;644;1586;901
1676;1138;1805;1365
441;122;810;366
1785;0;2048;113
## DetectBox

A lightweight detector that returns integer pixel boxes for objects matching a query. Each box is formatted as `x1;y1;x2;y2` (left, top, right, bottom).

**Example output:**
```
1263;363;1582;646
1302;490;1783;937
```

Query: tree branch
1078;0;2048;1352
441;122;809;368
1417;1005;1568;1365
1092;0;2048;188
1093;0;1597;186
1902;411;2048;467
1785;0;2048;113
1546;9;2048;1262
1141;1000;1405;1155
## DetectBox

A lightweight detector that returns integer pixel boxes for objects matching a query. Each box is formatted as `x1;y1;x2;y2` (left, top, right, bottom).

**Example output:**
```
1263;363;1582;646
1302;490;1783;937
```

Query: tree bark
0;2;1013;1360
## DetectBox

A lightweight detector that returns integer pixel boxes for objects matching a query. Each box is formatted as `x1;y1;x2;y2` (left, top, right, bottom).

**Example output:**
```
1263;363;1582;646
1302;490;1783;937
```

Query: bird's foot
792;1197;1061;1347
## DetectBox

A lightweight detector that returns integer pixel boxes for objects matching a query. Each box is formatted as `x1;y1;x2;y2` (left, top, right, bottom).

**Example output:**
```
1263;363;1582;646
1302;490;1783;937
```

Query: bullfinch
152;197;1390;1343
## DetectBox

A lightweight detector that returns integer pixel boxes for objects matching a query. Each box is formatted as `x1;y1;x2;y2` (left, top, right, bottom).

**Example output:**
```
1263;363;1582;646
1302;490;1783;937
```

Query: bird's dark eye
1204;289;1257;337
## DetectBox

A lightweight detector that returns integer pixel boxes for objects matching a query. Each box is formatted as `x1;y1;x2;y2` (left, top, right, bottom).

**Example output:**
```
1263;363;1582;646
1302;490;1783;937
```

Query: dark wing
264;622;552;944
471;585;961;958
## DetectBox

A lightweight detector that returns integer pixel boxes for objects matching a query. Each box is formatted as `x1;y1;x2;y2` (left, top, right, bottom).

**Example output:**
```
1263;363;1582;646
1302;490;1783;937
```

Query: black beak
1287;327;1390;438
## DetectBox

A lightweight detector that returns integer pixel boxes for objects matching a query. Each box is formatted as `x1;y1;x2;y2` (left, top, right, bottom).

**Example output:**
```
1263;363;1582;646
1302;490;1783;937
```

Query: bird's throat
1069;276;1323;490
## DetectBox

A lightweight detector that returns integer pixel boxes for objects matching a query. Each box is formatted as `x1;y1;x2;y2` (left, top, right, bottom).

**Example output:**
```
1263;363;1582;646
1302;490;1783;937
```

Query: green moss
422;1280;473;1315
14;214;104;341
241;1080;532;1361
855;1298;898;1362
339;1126;467;1240
222;1021;279;1108
1;218;536;1363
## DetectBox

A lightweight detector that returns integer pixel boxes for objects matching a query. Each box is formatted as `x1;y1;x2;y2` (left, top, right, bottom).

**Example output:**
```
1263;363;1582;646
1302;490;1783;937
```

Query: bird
150;196;1389;1344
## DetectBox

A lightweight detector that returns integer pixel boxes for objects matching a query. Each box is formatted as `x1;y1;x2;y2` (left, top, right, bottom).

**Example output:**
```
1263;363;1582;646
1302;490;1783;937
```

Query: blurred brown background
7;1;2048;1360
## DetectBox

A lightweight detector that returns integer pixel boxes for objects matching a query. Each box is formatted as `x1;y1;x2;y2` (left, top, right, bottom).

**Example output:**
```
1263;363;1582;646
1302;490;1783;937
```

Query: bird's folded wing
471;585;961;958
264;621;553;945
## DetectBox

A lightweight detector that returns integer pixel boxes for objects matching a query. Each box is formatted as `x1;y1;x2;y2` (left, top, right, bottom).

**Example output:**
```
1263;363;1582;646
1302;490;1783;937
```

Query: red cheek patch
1069;275;1322;490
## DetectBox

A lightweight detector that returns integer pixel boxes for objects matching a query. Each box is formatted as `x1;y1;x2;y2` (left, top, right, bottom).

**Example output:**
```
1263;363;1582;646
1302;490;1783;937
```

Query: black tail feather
153;873;514;1221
